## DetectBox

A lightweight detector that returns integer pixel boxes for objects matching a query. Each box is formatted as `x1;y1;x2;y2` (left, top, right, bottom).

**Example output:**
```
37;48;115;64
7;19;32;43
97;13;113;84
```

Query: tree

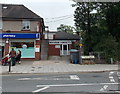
74;2;101;55
57;24;75;34
73;2;120;62
101;2;120;41
98;2;120;62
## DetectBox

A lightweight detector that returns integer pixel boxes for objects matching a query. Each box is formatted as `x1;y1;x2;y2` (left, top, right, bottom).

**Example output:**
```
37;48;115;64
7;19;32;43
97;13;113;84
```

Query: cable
45;14;73;20
45;15;73;23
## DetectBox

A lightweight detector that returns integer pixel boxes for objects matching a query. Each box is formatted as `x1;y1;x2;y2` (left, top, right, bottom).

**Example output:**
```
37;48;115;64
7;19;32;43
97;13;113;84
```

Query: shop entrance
60;44;70;55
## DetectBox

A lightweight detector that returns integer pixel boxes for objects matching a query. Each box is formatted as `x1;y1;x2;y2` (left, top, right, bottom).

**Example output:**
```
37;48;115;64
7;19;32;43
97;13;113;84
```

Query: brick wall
48;44;60;56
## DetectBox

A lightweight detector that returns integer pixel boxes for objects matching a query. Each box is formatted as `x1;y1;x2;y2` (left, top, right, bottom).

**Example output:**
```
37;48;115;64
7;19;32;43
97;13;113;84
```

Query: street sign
79;44;83;47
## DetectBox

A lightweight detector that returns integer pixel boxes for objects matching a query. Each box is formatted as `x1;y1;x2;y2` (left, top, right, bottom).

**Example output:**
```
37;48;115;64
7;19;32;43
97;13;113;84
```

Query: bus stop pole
79;46;82;64
79;35;82;64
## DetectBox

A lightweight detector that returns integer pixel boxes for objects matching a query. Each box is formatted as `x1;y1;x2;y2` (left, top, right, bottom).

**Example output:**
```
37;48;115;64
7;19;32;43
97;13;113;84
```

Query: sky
0;0;76;31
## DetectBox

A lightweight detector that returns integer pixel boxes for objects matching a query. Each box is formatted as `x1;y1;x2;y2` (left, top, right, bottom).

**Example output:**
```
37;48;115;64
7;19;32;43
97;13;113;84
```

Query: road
1;71;120;94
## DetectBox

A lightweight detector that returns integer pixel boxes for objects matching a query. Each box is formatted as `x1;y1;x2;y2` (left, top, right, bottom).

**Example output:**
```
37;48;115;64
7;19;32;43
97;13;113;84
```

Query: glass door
60;44;69;55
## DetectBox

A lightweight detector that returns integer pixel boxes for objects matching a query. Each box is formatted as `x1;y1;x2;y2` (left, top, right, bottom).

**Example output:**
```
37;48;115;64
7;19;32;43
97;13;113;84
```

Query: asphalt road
1;71;120;94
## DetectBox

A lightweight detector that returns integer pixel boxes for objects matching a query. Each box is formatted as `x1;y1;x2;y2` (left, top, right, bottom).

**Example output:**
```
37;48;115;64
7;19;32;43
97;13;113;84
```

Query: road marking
70;75;80;80
17;78;31;80
117;72;120;77
109;76;113;79
115;91;120;93
109;72;115;83
100;85;108;91
36;82;120;87
117;72;120;75
110;72;115;74
17;76;80;81
17;77;68;80
110;79;115;82
32;86;50;93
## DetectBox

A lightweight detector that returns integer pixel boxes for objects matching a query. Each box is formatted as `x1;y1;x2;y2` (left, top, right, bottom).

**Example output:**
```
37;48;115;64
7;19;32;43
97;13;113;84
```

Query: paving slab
1;60;119;74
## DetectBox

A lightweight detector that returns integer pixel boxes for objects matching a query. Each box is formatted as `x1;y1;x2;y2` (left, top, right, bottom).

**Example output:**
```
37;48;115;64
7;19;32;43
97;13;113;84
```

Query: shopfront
48;31;80;57
49;40;72;56
1;33;41;60
10;39;35;58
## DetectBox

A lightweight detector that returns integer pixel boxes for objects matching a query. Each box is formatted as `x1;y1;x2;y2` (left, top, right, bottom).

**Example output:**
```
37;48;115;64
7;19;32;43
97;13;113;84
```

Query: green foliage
57;24;75;34
93;35;119;62
73;2;120;62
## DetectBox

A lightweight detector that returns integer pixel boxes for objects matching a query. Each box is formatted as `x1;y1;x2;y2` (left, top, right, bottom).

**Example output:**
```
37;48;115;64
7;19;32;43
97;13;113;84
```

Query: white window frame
22;20;30;30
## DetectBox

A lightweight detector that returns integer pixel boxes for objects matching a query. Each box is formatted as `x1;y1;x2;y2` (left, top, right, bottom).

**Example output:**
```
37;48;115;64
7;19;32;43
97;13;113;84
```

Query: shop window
11;42;34;58
22;20;30;30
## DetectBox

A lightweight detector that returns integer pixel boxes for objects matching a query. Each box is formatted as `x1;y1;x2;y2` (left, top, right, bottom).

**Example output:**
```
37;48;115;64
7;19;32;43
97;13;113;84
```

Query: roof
1;4;42;20
54;31;80;40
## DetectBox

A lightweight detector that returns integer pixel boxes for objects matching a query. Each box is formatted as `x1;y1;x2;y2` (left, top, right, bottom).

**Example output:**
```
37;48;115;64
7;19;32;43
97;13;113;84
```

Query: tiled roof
54;31;80;40
1;4;42;20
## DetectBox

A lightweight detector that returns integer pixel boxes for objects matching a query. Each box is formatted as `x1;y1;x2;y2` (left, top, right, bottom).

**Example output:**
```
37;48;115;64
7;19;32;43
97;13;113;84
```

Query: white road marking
70;75;80;80
17;78;31;80
109;76;113;79
118;77;120;79
110;79;115;82
115;91;120;93
100;85;108;91
117;72;120;77
117;72;120;75
32;86;50;93
110;72;115;74
36;82;120;87
17;76;80;81
109;72;115;83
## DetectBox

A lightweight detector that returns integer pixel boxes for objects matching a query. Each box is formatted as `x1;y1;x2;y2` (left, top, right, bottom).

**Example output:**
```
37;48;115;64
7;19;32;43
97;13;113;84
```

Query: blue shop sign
0;33;40;38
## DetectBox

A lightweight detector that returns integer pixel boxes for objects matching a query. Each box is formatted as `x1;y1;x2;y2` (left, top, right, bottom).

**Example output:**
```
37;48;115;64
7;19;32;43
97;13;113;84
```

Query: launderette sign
0;33;40;38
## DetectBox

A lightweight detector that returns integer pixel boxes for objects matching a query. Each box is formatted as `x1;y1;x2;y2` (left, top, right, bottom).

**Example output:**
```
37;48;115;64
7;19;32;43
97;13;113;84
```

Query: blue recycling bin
70;49;79;64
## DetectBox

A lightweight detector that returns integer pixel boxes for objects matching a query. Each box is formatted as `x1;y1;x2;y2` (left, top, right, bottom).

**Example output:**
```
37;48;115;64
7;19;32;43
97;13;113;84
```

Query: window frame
22;20;30;30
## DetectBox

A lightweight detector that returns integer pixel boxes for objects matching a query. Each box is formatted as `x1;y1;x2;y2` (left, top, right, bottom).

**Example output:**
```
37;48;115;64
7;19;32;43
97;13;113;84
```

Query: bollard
110;58;113;64
9;61;12;72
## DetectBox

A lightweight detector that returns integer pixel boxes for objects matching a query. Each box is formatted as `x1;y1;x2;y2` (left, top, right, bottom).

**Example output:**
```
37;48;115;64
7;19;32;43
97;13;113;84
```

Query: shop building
48;31;80;56
0;4;44;60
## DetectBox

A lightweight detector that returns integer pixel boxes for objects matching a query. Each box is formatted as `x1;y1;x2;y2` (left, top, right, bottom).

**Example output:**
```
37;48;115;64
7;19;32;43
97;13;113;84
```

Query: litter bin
70;49;79;64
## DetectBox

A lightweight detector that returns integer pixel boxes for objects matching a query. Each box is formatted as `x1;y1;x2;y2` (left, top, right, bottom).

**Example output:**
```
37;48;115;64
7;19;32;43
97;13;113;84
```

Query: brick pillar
35;39;41;60
4;39;9;56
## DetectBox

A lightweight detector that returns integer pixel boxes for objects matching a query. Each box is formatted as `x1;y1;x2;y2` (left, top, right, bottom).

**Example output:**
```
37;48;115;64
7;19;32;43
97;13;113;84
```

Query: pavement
0;59;119;74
